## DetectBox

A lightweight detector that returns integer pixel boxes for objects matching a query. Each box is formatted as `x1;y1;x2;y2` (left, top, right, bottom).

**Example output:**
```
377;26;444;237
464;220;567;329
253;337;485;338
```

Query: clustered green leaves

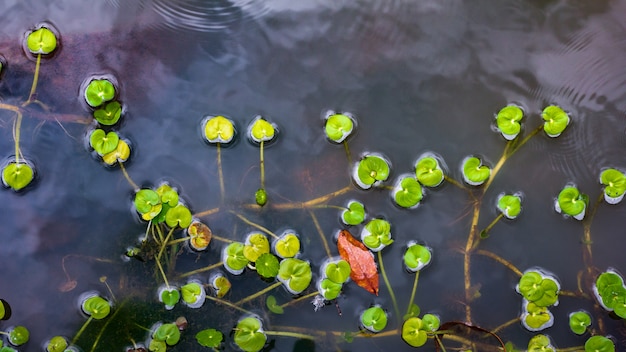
133;184;192;227
317;258;351;300
401;314;440;347
594;270;626;319
517;270;560;331
403;243;432;272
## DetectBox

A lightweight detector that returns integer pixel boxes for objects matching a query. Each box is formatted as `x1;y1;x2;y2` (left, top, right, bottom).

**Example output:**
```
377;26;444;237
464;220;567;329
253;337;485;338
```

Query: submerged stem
119;162;139;191
270;185;352;210
205;295;253;315
178;261;223;279
377;251;400;319
27;53;42;102
343;140;352;165
478;213;504;241
475;249;522;277
217;142;225;202
13;111;23;163
406;271;420;316
231;211;278;239
72;316;94;345
308;210;332;259
194;207;220;218
265;330;316;340
279;291;319;309
234;281;282;306
260;140;265;190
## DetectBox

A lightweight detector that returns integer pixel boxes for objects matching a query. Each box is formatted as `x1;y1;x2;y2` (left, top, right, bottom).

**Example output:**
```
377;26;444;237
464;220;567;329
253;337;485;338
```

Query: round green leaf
156;184;179;206
93;101;122;125
82;295;111;319
522;302;554;331
204;115;235;143
569;311;591;335
325;113;354;143
249;117;276;143
196;328;223;348
222;242;249;275
148;339;166;352
496;105;523;140
89;129;119;156
154;323;180;346
278;258;312;294
84;79;116;108
341;200;365;225
556;186;586;219
319;278;342;300
134;189;161;214
497;194;522;219
462;156;490;185
2;162;34;191
243;233;270;263
415;156;444;187
26;26;57;54
393;176;423;208
46;335;68;352
600;168;626;204
273;232;300;258
421;314;440;332
8;326;29;346
528;334;554;352
584;335;615;352
542;105;570;137
234;317;267;352
255;253;279;279
361;218;393;252
355;154;390;189
324;259;351;284
265;295;284;314
159;288;180;309
402;317;428;347
518;271;545;301
165;204;192;228
181;282;205;308
404;243;432;272
360;306;387;332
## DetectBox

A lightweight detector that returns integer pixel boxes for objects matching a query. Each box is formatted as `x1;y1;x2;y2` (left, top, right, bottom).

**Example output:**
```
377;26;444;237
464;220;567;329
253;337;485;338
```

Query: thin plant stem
463;201;481;322
478;213;504;240
491;317;519;334
155;255;170;288
231;211;278;239
0;103;20;112
279;291;319;309
260;140;265;190
234;281;282;306
406;271;420;316
89;299;127;352
444;175;475;201
157;228;176;261
308;210;332;258
434;334;447;352
270;185;352;210
119;162;139;191
155;224;165;245
343;140;352;165
26;53;42;103
377;251;400;319
194;207;220;218
265;330;316;340
13;111;23;163
178;261;223;279
99;276;116;303
205;295;253;315
217;142;225;202
71;316;93;345
475;249;522;277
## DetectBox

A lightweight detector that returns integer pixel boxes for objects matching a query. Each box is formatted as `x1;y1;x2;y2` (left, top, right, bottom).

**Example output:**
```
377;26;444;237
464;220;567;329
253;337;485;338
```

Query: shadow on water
1;0;626;351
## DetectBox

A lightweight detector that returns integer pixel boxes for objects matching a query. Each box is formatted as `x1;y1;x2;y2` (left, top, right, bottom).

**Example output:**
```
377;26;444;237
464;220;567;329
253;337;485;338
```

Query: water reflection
1;0;626;350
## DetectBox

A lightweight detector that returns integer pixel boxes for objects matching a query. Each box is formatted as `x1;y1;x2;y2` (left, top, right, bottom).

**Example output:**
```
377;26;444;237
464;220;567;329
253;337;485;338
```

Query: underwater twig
463;201;481;322
308;210;332;259
377;251;400;319
234;281;282;306
270;185;352;210
194;207;220;218
491;317;519;334
279;291;320;309
474;249;522;277
231;211;278;239
118;162;139;191
12;111;24;163
205;295;253;315
178;261;223;279
265;330;316;340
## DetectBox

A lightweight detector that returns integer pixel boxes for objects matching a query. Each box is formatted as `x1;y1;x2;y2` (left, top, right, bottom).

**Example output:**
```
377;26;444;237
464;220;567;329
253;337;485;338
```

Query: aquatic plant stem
118;162;139;191
231;211;278;239
406;271;420;316
475;249;522;277
260;140;265;190
217;142;225;202
377;251;400;319
154;227;176;288
71;316;93;345
27;53;41;103
463;200;481;322
205;295;253;315
478;213;504;241
279;291;319;309
234;281;282;306
13;111;24;163
194;207;220;218
491;317;519;334
308;210;332;258
270;185;352;210
343;140;352;165
89;299;127;352
178;261;223;279
265;330;315;340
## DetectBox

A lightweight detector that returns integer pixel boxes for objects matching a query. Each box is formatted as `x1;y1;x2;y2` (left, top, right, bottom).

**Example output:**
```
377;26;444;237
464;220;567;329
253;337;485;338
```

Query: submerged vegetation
1;22;626;352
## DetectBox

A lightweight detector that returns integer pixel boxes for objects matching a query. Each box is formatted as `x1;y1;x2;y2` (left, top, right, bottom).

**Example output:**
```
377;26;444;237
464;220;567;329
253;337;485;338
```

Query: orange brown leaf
337;229;379;295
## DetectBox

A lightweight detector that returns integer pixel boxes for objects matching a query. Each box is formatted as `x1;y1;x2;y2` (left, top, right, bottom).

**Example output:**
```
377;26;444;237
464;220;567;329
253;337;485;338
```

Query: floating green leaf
319;278;342;300
273;232;300;258
403;304;421;321
462;156;490;186
584;335;615;352
600;168;626;204
265;295;284;314
556;185;587;220
181;282;205;308
527;334;554;352
82;295;111;319
204;115;235;143
223;242;249;275
159;288;180;310
401;317;428;347
255;253;279;279
211;274;231;298
2;162;34;191
102;139;130;165
542;105;570;137
522;302;554;331
244;233;270;263
8;326;29;346
165;204;192;228
84;79;116;108
325;113;354;143
403;243;432;272
134;189;162;220
45;336;68;352
196;328;223;348
360;306;387;332
156;184;179;206
496;105;523;140
415;155;444;187
154;323;180;346
497;194;522;219
361;218;393;252
393;176;423;208
355;154;390;189
26;26;57;54
0;299;11;320
278;258;312;294
341;200;365;226
89;129;119;156
569;311;591;335
421;314;440;332
249;116;276;143
148;339;166;352
93;101;122;125
325;259;351;284
234;317;266;352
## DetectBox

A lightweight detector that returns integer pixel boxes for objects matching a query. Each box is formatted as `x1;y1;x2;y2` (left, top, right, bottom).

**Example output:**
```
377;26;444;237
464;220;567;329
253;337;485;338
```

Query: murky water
1;0;625;351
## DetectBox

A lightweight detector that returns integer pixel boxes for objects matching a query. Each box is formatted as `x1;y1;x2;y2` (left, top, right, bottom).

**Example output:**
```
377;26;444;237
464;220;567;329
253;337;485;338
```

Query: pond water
1;0;625;351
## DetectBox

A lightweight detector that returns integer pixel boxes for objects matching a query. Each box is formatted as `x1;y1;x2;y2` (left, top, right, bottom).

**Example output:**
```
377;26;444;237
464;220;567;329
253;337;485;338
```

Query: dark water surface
1;0;626;351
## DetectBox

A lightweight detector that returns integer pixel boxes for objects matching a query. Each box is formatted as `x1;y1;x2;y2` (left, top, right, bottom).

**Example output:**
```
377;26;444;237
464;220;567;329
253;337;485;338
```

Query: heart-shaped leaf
243;233;270;262
181;281;205;308
318;278;343;300
211;274;231;298
2;162;34;191
355;154;390;189
402;317;428;347
159;288;180;309
497;194;522;219
249;116;276;143
600;168;626;204
527;334;554;351
341;200;365;225
568;311;591;335
154;323;180;346
187;221;212;251
518;271;544;301
204;115;235;143
8;326;29;346
93;101;122;125
542;105;569;137
165;204;192;228
360;306;387;332
84;79;116;108
45;335;68;352
415;156;444;187
265;295;284;314
134;189;161;214
325;259;351;284
421;314;440;332
556;186;586;219
196;328;223;348
495;105;523;140
89;129;119;156
584;336;615;352
26;26;57;54
273;232;300;258
234;317;266;352
277;258;312;294
522;302;553;331
325;113;354;143
102;139;130;165
222;242;248;275
403;243;432;272
361;218;393;252
81;295;111;319
393;176;423;208
462;156;490;186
